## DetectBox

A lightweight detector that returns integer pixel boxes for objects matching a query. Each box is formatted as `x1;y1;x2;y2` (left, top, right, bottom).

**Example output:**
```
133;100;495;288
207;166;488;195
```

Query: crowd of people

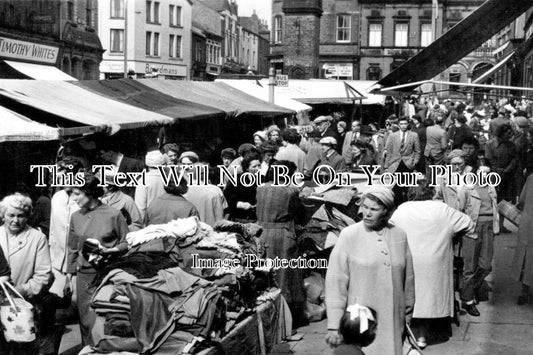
0;95;533;354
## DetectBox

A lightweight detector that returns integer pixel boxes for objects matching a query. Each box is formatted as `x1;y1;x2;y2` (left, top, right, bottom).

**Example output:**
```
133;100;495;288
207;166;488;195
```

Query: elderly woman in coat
325;186;415;355
0;193;53;355
512;173;533;305
391;180;475;348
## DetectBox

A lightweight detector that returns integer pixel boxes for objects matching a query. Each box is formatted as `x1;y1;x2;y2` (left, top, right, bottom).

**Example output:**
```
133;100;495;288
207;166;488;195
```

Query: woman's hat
145;150;166;167
253;131;268;141
179;151;199;162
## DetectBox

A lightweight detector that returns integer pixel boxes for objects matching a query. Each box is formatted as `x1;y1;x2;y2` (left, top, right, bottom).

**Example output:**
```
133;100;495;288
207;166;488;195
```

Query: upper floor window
274;16;282;43
169;34;182;58
394;23;408;47
336;15;351;42
368;23;382;47
67;1;74;21
169;5;181;26
86;0;92;26
146;31;160;56
110;0;124;18
146;1;160;23
420;23;432;47
110;29;124;53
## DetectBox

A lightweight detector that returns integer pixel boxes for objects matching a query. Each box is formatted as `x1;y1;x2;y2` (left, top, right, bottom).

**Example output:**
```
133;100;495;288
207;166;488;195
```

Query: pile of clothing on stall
88;217;276;354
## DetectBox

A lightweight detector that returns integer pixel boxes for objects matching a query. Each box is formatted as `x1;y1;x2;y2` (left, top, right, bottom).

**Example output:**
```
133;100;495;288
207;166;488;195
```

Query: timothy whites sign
0;37;59;64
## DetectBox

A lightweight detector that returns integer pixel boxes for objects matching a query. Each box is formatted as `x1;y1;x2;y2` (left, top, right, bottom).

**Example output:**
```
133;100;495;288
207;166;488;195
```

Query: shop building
98;0;192;80
192;0;222;80
0;0;102;80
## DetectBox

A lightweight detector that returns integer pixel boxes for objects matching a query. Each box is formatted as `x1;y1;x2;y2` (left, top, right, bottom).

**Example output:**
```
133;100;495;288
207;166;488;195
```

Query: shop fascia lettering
0;37;58;64
145;63;183;76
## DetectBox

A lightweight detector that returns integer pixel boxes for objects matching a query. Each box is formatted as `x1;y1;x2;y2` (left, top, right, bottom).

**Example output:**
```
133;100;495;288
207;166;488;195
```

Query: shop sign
139;62;187;77
275;74;289;87
100;61;124;73
30;13;55;24
0;36;58;64
323;63;353;78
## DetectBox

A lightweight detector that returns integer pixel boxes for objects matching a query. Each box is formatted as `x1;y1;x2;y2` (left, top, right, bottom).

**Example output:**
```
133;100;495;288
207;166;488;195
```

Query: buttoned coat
0;226;51;297
384;130;421;172
512;175;533;286
325;222;415;355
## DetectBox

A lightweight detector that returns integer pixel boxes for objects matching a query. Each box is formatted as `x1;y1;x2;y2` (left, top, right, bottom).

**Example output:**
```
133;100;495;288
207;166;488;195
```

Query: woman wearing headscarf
391;180;475;348
256;160;306;325
67;174;129;346
0;193;53;355
325;186;415;355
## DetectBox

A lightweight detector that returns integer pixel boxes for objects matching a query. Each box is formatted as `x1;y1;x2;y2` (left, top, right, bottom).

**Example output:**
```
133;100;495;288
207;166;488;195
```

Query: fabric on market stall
91;266;222;354
126;216;210;247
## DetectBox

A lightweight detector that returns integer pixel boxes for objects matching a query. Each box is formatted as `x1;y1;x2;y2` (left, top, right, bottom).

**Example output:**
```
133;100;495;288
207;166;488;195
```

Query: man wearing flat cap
319;136;347;173
314;116;337;139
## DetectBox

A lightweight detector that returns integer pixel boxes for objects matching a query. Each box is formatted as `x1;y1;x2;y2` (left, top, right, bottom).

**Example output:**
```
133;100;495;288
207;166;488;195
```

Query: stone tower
282;0;322;79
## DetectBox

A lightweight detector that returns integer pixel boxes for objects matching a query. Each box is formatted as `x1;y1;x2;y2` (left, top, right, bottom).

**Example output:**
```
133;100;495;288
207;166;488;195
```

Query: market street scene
1;0;533;355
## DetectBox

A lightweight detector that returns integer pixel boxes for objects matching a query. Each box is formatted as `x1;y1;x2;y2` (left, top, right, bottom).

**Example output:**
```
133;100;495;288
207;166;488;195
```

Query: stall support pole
268;68;275;104
123;0;128;78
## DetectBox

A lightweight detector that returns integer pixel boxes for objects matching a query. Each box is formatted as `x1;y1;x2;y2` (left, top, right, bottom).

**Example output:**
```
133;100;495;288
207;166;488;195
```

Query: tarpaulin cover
0;80;174;131
4;60;77;81
139;79;294;118
377;0;532;89
260;79;384;105
221;79;384;105
0;105;59;142
216;79;313;113
73;79;226;121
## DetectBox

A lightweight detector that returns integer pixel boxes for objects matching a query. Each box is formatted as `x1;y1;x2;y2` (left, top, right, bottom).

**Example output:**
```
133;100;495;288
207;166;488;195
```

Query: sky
236;0;272;27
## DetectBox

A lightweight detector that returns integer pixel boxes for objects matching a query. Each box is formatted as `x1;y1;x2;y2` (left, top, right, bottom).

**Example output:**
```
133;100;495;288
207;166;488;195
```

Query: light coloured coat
325;222;415;355
0;226;51;297
512;174;533;286
391;201;474;318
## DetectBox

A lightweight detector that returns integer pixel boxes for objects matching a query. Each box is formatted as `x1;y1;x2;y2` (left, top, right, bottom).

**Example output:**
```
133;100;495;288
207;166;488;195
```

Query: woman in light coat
391;180;475;348
512;174;533;304
0;193;53;354
325;186;415;355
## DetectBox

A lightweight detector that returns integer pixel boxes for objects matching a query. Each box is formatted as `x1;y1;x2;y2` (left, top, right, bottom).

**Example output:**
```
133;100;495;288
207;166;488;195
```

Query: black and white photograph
0;0;532;354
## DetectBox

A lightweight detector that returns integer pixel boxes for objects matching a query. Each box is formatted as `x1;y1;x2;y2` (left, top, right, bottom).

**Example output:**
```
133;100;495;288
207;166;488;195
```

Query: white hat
145;150;165;167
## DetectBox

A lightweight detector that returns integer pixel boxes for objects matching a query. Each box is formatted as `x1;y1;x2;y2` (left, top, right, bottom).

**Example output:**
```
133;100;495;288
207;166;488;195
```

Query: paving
56;221;533;355
273;221;533;355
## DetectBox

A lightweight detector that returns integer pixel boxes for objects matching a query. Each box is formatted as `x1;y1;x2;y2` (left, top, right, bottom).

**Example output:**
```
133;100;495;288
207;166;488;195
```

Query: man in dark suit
384;116;421;204
98;142;146;198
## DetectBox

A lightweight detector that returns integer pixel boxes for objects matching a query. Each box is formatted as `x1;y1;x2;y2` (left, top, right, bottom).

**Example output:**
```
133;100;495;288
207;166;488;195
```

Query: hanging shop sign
0;36;59;64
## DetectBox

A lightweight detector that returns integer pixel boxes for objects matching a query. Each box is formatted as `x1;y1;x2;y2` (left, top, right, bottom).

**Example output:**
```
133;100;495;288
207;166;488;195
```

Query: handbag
0;282;36;343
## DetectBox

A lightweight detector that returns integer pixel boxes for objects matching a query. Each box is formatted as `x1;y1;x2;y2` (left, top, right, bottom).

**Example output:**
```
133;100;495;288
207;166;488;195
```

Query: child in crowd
333;304;377;355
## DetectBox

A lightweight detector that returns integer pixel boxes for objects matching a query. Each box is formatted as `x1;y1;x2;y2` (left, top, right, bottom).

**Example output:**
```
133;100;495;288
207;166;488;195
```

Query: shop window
337;14;351;42
420;23;432;47
369;23;382;47
394;23;408;47
110;0;124;18
367;64;381;81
